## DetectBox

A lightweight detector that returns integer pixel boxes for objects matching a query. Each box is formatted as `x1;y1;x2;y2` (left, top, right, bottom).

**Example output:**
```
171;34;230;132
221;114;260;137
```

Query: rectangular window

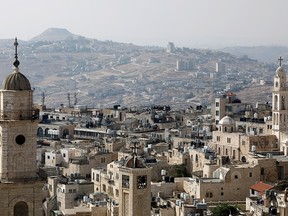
249;172;252;177
101;158;106;163
242;140;245;145
216;111;219;116
216;102;219;107
217;136;220;142
259;128;263;134
227;138;231;143
96;174;99;182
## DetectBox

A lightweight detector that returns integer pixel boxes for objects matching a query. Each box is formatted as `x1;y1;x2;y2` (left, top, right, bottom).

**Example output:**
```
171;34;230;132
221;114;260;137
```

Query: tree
172;164;190;177
211;204;238;216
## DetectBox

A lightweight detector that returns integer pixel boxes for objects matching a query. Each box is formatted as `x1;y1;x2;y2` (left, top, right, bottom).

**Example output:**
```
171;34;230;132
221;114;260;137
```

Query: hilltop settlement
1;33;288;216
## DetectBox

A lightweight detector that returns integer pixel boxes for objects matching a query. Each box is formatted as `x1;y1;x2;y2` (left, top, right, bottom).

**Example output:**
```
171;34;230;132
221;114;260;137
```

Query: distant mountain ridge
221;46;288;64
30;28;78;42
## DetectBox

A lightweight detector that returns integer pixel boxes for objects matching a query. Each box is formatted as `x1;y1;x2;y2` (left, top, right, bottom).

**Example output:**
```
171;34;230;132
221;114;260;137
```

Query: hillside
30;28;78;41
221;46;288;64
0;28;280;109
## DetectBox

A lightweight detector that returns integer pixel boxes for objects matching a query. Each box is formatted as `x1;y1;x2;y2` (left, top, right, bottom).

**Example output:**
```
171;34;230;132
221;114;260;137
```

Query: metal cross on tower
278;56;284;66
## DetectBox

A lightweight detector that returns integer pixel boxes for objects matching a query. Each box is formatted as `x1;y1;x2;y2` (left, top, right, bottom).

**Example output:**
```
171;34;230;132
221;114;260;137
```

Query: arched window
195;154;199;163
261;167;265;175
274;95;278;110
37;127;43;137
14;201;28;216
44;128;49;136
62;128;69;138
282;96;285;110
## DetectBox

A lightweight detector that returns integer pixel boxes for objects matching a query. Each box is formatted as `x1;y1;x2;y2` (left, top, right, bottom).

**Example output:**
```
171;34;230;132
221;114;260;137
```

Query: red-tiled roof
226;92;236;97
250;182;273;193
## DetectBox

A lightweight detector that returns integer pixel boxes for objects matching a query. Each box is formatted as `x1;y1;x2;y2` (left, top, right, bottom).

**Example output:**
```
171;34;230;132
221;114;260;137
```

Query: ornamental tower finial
13;37;20;68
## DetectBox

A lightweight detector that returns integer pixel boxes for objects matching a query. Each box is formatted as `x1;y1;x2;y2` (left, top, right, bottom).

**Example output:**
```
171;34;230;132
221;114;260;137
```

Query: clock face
15;135;26;145
122;175;130;188
137;175;147;189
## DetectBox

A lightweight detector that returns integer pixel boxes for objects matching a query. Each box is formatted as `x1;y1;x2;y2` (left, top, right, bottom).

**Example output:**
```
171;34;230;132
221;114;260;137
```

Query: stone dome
276;66;285;77
124;156;146;168
218;116;235;126
2;69;31;91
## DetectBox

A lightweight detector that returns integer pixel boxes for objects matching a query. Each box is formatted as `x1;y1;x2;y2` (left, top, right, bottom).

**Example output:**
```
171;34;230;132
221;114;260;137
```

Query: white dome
218;116;235;125
276;66;285;77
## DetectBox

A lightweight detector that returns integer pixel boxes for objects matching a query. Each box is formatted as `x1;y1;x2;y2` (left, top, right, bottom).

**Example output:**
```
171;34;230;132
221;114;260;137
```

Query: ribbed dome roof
219;116;235;125
124;156;146;168
3;69;31;91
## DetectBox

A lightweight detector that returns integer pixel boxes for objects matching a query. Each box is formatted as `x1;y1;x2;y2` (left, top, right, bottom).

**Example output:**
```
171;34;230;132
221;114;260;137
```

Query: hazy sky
1;0;288;48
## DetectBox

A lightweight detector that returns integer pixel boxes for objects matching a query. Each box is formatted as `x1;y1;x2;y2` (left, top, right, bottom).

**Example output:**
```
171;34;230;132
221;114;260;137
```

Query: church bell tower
0;38;42;216
272;57;288;154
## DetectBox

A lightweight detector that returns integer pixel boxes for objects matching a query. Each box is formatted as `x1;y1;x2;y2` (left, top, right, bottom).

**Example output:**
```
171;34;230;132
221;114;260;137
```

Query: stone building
92;145;152;216
0;39;43;215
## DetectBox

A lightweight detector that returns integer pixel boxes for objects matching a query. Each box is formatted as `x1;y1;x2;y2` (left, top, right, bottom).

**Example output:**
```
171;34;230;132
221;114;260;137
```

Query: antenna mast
67;93;71;108
41;92;45;107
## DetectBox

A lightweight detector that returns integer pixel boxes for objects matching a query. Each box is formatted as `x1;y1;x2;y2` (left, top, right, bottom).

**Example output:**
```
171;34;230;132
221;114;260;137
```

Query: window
69;189;72;193
14;201;28;216
221;192;224;196
234;175;238;179
217;136;220;142
259;129;263;134
242;140;245;145
216;111;219;116
47;155;50;159
206;192;213;198
101;158;106;163
103;184;106;192
116;189;119;196
96;174;99;182
216;102;219;107
63;153;66;158
227;138;231;143
261;168;265;175
249;172;252;177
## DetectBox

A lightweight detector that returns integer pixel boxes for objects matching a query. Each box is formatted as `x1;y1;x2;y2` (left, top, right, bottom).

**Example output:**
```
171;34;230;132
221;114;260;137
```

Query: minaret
0;38;43;216
272;57;288;154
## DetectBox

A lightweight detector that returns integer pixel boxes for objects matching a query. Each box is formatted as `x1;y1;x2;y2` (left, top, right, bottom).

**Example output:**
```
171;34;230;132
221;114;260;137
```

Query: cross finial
13;37;20;68
278;56;284;67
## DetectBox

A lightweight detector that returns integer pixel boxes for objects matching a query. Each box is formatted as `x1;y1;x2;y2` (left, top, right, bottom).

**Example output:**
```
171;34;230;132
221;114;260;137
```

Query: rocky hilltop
0;28;280;109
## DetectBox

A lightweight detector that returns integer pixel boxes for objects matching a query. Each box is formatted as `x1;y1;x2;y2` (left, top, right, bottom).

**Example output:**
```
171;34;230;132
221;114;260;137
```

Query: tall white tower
272;57;288;154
